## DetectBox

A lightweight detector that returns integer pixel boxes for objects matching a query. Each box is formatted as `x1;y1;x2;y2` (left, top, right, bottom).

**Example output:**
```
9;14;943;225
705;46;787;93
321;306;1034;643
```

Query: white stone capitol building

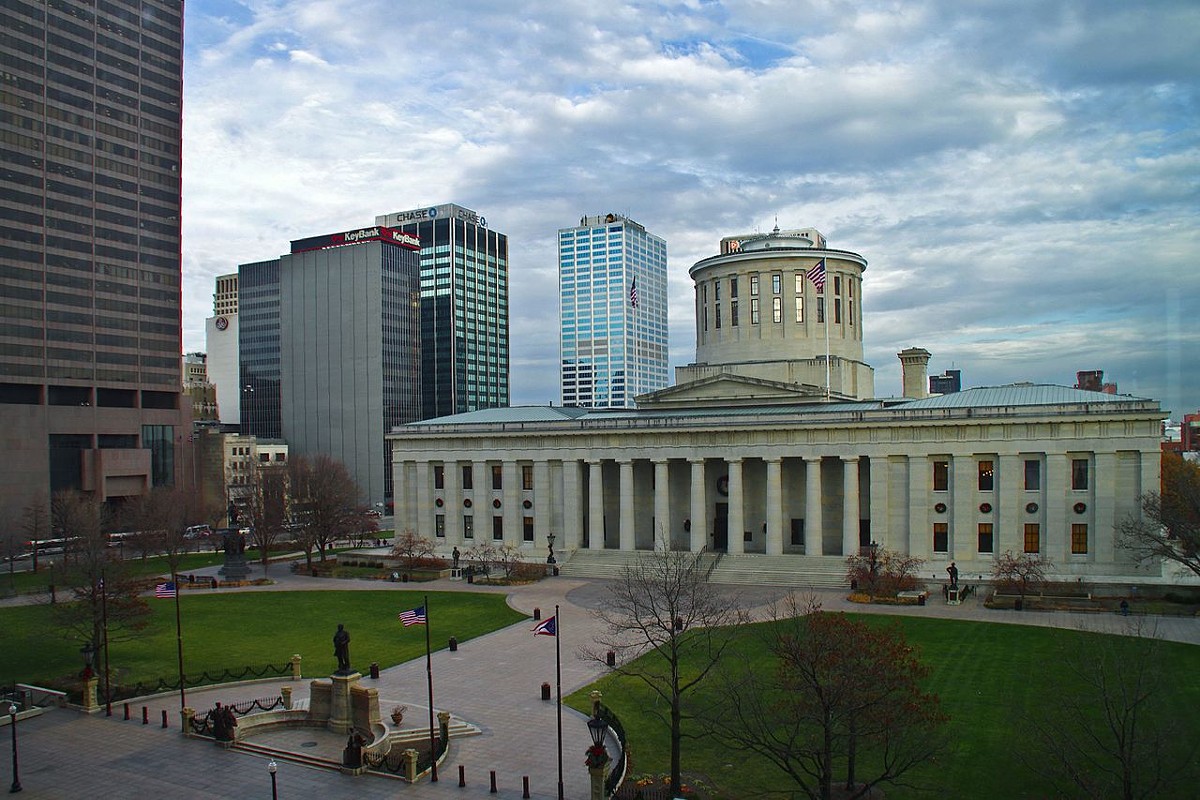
389;227;1164;584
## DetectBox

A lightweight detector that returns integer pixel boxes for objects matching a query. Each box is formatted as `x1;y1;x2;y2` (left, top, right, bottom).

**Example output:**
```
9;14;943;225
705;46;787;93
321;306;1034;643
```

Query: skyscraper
374;204;508;419
558;213;668;408
239;225;422;504
0;0;188;511
205;273;240;425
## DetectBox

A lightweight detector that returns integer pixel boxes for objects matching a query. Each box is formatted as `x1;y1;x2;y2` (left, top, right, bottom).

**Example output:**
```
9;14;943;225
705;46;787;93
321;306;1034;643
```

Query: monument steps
558;550;849;589
232;739;343;771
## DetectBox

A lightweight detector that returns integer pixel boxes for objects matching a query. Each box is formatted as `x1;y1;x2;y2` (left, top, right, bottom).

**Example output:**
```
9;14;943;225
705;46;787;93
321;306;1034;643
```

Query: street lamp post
5;700;20;793
267;759;277;799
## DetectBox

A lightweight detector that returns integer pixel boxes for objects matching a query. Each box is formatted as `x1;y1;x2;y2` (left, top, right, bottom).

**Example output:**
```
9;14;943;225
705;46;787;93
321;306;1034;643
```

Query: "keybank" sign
290;226;420;253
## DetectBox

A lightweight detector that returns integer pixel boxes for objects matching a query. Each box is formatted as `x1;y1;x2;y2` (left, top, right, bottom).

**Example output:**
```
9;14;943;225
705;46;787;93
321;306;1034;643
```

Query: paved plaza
1;562;1197;798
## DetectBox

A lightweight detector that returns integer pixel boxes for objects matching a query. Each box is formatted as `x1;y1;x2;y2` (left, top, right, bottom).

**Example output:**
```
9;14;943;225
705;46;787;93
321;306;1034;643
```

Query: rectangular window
933;460;949;492
434;465;445;490
749;275;759;296
1024;459;1040;491
731;298;739;326
1024;523;1040;554
771;273;781;294
977;523;994;553
715;300;722;329
492;516;504;541
816;296;825;323
730;277;738;298
933;523;949;553
750;297;760;324
491;465;502;490
772;296;782;323
794;296;804;323
795;274;804;295
978;460;994;491
435;514;445;538
523;517;534;542
462;465;473;489
1071;523;1088;554
834;298;842;324
522;465;533;490
1071;459;1089;490
834;275;842;295
463;515;474;539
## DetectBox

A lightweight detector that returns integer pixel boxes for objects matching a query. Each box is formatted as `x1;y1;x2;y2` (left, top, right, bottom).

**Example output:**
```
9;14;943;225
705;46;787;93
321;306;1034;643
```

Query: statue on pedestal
334;623;351;674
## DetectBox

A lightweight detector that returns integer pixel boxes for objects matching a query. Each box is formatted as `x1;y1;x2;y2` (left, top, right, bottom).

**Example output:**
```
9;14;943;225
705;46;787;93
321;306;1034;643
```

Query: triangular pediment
637;374;840;408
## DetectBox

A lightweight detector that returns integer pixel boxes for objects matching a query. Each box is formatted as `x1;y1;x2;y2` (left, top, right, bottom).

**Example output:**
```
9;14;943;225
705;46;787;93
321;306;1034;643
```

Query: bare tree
1022;620;1200;800
992;550;1053;606
390;530;436;578
463;542;498;578
582;539;745;796
242;461;290;573
845;546;925;597
49;490;150;687
121;487;215;578
20;494;49;572
695;597;947;800
1119;453;1200;578
289;453;361;567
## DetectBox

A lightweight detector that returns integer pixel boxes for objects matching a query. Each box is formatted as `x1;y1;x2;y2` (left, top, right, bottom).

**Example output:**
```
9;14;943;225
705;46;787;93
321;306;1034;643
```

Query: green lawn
1;589;524;693
569;614;1200;799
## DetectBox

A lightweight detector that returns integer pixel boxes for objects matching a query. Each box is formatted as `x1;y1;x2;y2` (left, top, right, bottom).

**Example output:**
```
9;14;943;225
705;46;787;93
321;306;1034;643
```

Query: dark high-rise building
239;226;422;504
375;204;509;419
929;369;962;395
0;0;189;513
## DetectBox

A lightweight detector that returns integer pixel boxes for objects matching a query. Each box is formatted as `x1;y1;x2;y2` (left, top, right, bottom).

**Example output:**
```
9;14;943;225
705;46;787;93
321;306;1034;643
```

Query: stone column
726;458;744;554
804;456;823;556
688;458;707;552
842;456;860;556
290;654;302;679
619;459;635;551
534;459;552;547
471;461;487;545
588;460;605;549
82;676;98;712
503;460;521;548
1093;451;1116;565
951;454;975;560
563;459;583;550
907;456;929;560
867;455;889;550
444;459;461;544
415;463;431;539
653;459;670;547
394;460;414;534
997;454;1023;556
765;457;783;556
1045;453;1068;561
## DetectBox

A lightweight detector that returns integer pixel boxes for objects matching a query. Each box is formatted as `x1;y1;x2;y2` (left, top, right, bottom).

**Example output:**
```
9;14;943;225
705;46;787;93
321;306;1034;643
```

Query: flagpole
424;593;437;782
555;603;564;800
101;569;111;717
173;571;186;719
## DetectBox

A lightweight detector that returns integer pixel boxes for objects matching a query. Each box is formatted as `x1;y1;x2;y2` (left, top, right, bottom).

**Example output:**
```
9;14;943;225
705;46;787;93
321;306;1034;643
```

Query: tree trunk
671;695;682;795
846;718;857;791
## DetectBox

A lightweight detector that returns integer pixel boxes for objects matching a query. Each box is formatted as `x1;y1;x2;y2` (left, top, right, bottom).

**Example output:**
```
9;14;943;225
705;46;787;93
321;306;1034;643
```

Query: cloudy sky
180;0;1199;419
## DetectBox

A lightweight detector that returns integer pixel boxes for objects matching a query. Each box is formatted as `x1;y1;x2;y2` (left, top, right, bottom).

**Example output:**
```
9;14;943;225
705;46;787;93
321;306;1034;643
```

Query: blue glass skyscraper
559;214;668;408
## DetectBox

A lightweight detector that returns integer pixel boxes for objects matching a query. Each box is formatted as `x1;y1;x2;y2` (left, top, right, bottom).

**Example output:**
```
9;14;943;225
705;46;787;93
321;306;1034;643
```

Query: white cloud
180;0;1200;418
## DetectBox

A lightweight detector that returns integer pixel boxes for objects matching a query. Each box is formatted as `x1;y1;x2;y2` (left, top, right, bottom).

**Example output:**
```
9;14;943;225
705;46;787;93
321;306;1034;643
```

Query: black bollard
369;661;379;679
161;709;168;728
458;765;466;787
533;607;541;620
449;636;458;652
490;770;498;793
541;682;551;701
606;650;615;667
523;776;530;798
142;706;149;724
123;702;130;721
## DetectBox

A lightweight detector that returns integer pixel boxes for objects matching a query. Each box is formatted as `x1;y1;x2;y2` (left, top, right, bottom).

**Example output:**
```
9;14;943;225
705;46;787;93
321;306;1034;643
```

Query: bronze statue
334;623;351;673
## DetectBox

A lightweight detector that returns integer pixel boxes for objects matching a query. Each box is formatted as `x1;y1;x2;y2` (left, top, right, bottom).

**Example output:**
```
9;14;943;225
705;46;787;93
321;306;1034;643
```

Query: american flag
154;582;177;599
629;277;639;309
398;605;426;626
532;615;557;637
807;259;826;291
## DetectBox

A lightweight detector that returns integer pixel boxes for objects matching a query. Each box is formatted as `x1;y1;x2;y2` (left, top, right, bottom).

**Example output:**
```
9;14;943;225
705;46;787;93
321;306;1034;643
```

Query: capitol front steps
557;550;849;589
